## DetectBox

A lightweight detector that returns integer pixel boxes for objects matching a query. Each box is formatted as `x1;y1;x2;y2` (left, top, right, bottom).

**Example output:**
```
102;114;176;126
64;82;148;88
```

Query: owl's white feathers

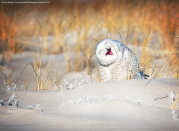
95;40;118;66
95;39;148;82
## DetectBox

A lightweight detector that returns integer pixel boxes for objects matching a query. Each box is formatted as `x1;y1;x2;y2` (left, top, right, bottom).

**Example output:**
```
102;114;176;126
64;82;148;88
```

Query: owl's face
95;39;118;66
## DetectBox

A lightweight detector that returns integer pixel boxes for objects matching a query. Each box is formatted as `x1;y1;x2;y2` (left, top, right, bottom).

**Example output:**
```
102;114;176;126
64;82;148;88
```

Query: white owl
95;39;149;82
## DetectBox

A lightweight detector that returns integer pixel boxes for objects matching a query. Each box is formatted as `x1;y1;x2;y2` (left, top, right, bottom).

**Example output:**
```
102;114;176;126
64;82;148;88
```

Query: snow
0;78;179;131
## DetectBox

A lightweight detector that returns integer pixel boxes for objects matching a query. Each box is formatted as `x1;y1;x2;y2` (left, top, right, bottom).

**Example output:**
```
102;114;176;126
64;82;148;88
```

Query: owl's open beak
106;48;113;55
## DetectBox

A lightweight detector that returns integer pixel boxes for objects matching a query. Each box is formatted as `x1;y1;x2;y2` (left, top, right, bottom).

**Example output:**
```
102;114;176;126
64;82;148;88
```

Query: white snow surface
0;78;179;131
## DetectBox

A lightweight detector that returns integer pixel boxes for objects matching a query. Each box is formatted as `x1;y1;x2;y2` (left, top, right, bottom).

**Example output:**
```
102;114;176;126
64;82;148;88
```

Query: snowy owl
95;39;149;82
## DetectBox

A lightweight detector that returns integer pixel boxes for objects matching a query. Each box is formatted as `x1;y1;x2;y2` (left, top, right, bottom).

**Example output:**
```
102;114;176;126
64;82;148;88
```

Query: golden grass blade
34;15;44;50
138;45;157;57
40;44;75;83
40;17;76;82
166;59;178;77
140;57;151;69
90;36;100;43
169;70;178;78
140;28;156;50
155;53;178;78
109;22;123;43
144;67;155;76
79;50;89;59
7;67;16;84
36;49;40;90
166;61;178;78
96;16;111;39
12;61;37;86
25;76;36;90
139;31;150;61
39;50;43;90
0;51;5;80
79;49;93;77
171;89;179;110
24;71;34;90
140;62;156;76
43;71;51;84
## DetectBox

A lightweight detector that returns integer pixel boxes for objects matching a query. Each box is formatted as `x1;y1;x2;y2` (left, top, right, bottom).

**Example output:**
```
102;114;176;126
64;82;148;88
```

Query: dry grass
0;1;178;75
0;0;179;112
0;0;179;86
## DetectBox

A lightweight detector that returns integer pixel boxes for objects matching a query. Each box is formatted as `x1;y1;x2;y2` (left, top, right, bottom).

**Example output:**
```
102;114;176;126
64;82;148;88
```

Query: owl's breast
108;61;124;81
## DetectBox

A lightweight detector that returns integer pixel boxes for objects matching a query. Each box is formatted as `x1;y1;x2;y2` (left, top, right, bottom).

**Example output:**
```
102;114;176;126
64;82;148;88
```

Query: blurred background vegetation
0;0;179;84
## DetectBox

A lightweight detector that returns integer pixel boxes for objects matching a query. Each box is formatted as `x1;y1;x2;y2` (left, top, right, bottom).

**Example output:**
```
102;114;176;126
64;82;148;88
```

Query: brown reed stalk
34;16;76;91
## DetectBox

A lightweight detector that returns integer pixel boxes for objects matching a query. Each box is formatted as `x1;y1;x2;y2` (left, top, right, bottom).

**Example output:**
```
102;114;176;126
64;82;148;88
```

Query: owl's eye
98;50;102;54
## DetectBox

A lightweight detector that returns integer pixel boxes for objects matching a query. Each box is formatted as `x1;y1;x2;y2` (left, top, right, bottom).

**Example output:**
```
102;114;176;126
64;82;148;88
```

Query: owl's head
95;39;119;66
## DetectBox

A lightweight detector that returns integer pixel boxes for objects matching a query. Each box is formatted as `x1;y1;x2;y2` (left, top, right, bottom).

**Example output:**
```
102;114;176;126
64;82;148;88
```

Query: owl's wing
122;47;140;79
112;40;150;80
97;62;111;82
